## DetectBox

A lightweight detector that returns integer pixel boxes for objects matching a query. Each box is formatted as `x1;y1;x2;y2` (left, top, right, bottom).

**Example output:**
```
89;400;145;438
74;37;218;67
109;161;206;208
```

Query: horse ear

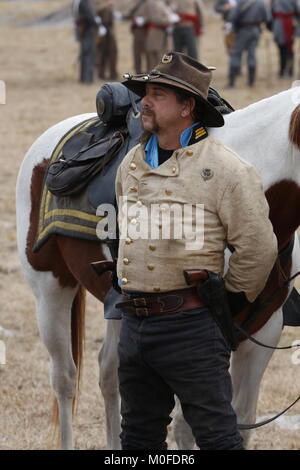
291;80;300;88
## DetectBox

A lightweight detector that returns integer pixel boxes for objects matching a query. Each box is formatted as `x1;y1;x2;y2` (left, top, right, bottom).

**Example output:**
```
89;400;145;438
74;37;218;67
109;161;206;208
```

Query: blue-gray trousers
230;26;260;70
173;25;198;60
80;29;96;83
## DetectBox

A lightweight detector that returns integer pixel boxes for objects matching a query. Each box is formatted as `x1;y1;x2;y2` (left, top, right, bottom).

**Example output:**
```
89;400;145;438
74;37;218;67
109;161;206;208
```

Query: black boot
227;67;239;88
248;67;256;87
286;54;294;77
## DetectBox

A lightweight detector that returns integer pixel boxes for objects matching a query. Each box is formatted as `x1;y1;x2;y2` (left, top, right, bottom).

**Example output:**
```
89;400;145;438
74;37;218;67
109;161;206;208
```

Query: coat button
123;258;130;265
165;190;172;196
130;218;138;225
186;150;193;156
130;187;138;192
147;265;155;271
125;238;133;244
130;163;137;170
136;200;142;207
154;287;161;292
149;245;156;251
172;167;177;174
122;278;128;285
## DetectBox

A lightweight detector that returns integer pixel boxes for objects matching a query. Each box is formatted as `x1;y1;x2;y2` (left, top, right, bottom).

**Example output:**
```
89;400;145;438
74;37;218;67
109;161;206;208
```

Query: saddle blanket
33;117;107;252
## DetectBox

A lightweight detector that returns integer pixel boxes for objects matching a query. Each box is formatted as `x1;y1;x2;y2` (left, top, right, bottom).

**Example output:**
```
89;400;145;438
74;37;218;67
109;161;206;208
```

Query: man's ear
181;97;196;118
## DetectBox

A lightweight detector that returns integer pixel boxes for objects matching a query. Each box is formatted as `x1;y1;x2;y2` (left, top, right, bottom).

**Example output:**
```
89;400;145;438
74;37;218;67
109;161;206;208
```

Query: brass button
122;278;128;285
165;190;172;196
130;162;137;170
154;287;161;292
125;238;132;244
186;150;193;157
172;167;177;174
123;258;130;265
149;245;156;251
147;265;155;271
130;187;138;193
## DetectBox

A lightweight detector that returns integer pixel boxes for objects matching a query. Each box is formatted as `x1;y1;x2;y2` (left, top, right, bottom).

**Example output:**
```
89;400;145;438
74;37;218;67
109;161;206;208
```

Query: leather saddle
45;82;143;200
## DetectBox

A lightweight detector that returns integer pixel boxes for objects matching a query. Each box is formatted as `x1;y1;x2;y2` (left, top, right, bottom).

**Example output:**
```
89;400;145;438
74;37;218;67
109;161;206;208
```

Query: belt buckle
133;297;147;307
136;308;149;317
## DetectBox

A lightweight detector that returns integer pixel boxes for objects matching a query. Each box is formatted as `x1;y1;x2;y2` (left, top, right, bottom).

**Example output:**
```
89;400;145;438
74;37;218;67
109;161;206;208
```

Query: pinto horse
16;85;300;450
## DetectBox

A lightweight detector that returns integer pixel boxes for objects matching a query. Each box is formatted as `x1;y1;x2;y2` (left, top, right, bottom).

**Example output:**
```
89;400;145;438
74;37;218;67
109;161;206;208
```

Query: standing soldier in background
95;0;119;80
73;0;100;83
270;0;299;77
226;0;269;87
135;0;178;70
125;0;148;74
171;0;204;59
214;0;236;53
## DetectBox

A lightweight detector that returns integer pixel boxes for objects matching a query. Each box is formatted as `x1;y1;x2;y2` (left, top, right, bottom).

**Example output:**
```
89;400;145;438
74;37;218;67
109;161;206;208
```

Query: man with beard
115;52;277;449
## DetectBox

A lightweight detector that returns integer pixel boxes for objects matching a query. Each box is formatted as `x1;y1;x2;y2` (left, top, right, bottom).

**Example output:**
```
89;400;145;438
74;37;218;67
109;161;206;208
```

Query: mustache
141;107;155;117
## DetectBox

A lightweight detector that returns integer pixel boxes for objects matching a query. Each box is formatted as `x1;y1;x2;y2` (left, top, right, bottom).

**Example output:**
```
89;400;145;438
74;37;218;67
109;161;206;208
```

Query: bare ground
0;0;299;450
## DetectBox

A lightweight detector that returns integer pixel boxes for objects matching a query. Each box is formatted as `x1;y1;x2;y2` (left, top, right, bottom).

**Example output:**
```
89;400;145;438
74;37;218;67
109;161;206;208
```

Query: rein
234;250;300;430
235;270;300;350
237;395;300;431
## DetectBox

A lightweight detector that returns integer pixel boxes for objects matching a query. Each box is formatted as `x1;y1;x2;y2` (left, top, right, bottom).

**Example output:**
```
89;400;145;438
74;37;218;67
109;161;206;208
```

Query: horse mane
289;103;300;150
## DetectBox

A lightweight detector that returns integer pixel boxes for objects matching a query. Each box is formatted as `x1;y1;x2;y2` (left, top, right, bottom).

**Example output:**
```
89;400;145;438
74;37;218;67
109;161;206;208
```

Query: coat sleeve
195;0;205;29
79;0;97;26
218;164;278;302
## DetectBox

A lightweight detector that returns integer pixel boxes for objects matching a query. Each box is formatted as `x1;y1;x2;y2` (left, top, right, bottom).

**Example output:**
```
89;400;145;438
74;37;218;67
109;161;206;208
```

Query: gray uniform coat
228;0;268;71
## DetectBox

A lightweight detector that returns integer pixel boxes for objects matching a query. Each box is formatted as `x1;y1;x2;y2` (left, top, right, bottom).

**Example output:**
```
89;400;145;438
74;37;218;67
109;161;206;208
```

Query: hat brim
122;77;224;128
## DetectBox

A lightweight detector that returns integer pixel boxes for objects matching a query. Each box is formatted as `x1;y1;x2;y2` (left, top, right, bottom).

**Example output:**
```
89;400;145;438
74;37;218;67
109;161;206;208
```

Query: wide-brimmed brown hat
122;51;224;128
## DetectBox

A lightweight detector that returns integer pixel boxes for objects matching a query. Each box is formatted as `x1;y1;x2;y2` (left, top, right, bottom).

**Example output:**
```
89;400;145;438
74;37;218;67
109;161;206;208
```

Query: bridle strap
234;268;300;350
235;261;300;430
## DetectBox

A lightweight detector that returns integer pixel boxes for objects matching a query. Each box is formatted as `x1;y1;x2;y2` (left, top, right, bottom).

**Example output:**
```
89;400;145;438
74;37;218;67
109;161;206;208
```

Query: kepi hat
122;51;224;128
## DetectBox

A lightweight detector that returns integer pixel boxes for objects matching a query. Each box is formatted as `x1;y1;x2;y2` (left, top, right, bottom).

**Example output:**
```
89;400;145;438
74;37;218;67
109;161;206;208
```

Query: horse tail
50;285;86;447
71;284;86;409
289;103;300;149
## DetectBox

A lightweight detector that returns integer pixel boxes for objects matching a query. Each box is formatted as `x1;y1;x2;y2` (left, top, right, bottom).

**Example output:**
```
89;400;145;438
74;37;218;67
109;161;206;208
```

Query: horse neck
210;88;300;249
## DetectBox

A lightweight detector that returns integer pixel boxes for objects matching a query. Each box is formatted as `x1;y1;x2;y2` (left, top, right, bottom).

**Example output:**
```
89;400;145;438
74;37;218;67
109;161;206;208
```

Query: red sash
273;10;296;49
179;13;201;36
147;23;168;31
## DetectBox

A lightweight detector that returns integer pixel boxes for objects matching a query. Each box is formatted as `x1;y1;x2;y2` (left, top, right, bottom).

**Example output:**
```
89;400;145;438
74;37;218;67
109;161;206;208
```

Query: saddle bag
45;82;141;198
45;125;127;197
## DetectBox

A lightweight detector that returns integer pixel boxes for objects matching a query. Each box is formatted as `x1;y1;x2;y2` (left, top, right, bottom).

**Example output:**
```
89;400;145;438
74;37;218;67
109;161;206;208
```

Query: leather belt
116;287;206;317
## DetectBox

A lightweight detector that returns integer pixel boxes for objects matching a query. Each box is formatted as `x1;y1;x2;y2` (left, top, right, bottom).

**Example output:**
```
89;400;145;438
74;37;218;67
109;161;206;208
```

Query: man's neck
156;119;195;150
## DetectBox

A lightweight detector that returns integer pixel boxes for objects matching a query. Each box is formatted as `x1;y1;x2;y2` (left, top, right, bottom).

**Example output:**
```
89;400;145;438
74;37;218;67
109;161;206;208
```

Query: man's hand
134;16;145;26
98;25;107;37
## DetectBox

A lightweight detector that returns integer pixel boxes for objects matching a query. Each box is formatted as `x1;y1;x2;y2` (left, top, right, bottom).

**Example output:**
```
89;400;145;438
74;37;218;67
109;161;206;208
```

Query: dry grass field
0;0;299;450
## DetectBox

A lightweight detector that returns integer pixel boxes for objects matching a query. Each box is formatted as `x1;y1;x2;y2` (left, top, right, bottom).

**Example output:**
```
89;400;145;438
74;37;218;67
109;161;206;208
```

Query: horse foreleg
230;309;283;448
34;274;79;449
98;319;121;450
